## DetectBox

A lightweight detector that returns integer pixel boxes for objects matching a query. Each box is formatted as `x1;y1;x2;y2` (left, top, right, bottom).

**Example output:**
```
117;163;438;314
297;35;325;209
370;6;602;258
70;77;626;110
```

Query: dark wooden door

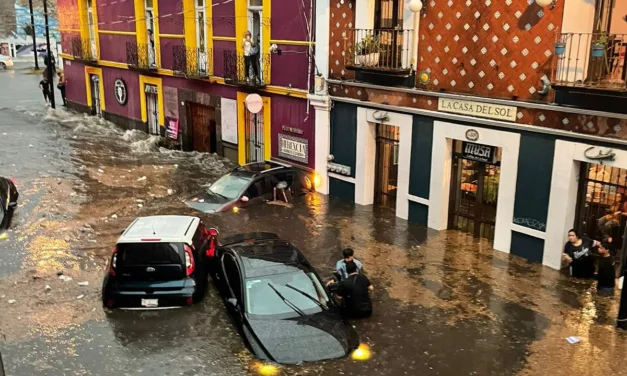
189;103;216;153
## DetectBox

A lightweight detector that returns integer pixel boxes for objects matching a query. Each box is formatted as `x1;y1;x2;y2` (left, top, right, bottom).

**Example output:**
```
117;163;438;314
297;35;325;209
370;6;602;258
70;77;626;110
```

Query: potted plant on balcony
554;37;567;56
591;35;608;58
356;35;380;67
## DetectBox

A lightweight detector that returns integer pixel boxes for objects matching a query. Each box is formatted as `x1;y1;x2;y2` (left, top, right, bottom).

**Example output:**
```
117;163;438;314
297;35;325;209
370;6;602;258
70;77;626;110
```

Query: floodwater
1;65;626;376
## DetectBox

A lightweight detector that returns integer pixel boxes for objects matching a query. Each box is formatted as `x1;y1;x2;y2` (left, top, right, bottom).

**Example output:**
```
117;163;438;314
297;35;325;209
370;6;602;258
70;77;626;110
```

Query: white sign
438;98;518;122
221;98;238;145
278;134;308;164
245;93;263;114
114;79;127;105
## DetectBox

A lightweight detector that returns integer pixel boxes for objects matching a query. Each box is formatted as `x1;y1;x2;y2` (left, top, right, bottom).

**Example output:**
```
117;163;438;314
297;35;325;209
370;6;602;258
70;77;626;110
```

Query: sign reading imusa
438;98;518;122
461;141;497;164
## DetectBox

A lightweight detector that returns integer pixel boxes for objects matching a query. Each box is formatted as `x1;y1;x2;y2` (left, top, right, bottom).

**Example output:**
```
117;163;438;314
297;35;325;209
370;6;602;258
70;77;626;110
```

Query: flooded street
1;66;626;376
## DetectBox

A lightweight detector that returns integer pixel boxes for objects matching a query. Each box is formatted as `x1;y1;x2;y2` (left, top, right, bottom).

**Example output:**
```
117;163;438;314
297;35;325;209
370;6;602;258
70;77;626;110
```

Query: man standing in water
336;261;374;318
563;229;600;279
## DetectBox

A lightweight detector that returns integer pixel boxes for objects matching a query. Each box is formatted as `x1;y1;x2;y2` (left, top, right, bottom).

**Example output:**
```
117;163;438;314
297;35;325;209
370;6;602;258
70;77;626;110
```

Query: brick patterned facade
328;0;355;80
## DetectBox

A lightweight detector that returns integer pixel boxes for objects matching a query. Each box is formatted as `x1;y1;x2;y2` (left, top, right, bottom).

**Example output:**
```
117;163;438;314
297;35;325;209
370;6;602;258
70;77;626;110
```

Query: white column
309;94;331;194
355;107;376;205
314;0;329;80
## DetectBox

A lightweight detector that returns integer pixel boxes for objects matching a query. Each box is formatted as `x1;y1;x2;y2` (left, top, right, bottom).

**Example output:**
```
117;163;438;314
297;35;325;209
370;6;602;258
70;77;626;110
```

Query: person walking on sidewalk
39;77;50;106
57;72;66;106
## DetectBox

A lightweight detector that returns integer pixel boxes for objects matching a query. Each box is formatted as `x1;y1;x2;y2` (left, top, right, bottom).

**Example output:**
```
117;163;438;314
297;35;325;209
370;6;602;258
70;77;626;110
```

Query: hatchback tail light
184;245;195;276
206;238;216;258
108;246;118;276
9;177;15;184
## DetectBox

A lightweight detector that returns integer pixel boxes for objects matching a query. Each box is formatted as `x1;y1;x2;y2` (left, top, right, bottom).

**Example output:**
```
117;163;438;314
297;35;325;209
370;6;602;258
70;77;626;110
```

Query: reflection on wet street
1;67;626;376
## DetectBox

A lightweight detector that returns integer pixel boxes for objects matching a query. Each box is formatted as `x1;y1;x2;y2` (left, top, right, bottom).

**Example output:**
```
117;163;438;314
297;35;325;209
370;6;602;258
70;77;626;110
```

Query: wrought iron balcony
553;32;627;91
344;28;413;75
223;50;270;88
173;46;212;78
126;41;158;71
70;36;97;62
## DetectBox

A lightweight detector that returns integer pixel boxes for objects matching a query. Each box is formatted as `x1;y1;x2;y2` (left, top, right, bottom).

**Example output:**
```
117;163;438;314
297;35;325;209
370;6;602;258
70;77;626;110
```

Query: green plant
595;34;608;46
356;34;380;55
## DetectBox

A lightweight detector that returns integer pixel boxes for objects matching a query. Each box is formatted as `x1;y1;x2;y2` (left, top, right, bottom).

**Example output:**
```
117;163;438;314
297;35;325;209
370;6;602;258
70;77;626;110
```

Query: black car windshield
207;174;251;200
245;271;329;320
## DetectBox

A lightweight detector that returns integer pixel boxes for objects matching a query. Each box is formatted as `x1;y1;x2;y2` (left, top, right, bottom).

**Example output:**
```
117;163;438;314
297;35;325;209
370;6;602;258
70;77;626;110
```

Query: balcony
223;50;270;89
344;28;415;87
126;41;158;71
173;46;212;79
553;33;627;113
70;36;97;62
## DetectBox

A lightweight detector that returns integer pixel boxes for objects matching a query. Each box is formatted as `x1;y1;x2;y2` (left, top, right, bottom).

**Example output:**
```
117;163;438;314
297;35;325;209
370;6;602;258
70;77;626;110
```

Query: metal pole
617;224;627;329
43;0;55;109
28;0;39;69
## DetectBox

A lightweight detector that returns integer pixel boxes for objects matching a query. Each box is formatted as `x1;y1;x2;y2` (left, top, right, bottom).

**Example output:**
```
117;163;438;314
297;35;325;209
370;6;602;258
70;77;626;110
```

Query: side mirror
227;298;238;308
241;196;249;203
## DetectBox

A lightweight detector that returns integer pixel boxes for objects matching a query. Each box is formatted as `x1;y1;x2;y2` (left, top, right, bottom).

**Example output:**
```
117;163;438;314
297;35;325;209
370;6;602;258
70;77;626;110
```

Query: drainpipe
408;0;422;74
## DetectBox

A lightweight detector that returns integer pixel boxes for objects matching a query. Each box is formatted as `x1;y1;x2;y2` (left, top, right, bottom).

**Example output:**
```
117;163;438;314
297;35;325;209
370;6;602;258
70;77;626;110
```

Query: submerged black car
210;232;360;364
0;176;18;229
185;161;315;213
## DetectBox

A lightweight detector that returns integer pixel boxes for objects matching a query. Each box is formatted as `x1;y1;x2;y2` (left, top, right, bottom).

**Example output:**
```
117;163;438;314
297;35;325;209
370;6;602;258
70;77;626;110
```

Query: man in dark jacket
336;261;374;318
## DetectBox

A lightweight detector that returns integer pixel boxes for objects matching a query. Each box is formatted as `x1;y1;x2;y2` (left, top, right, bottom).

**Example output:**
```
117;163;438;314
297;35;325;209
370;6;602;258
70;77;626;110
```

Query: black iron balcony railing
553;32;627;90
223;50;270;88
173;46;212;78
126;41;158;70
70;36;97;61
344;28;413;74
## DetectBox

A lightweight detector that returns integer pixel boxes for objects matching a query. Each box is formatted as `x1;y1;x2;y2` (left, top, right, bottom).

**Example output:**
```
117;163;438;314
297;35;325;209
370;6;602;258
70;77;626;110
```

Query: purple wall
212;3;235;37
102;67;142;121
271;95;314;169
64;60;87;105
270;45;310;90
98;35;135;63
160;38;185;71
213;40;236;78
97;1;136;32
61;32;80;56
158;0;184;35
271;0;311;41
162;76;237;99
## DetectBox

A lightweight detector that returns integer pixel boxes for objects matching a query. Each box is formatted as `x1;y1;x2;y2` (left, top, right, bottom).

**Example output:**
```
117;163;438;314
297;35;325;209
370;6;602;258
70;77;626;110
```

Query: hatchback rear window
119;243;184;265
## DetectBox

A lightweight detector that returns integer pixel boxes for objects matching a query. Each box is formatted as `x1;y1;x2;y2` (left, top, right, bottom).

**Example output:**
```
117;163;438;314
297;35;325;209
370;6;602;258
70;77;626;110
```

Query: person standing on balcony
242;31;259;84
147;29;156;67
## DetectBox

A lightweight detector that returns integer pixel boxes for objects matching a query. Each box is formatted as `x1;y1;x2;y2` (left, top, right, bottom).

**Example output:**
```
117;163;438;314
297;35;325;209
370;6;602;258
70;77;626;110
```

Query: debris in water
45;285;52;292
137;176;147;182
566;336;581;344
8;299;16;304
199;199;205;203
167;189;174;195
78;281;89;286
138;204;143;208
56;271;63;276
111;214;118;219
97;169;104;174
29;144;34;148
76;295;85;300
0;232;8;240
59;275;73;282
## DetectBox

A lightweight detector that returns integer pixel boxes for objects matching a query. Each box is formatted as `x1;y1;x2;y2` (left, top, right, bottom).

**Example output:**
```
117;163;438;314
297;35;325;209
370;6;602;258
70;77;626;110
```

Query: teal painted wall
329;101;357;178
408;201;429;226
511;231;544;263
409;116;434;200
329;177;355;202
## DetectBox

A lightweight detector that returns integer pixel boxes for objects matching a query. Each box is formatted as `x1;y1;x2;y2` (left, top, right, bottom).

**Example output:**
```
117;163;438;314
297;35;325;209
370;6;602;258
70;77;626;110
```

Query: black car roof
221;235;311;278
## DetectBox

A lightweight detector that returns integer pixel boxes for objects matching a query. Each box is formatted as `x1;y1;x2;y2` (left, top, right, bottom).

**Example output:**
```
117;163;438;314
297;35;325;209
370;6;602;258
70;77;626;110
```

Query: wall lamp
408;0;425;13
535;0;557;9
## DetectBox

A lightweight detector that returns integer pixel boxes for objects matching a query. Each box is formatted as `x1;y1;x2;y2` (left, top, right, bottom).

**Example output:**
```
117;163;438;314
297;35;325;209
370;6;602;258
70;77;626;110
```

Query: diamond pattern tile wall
417;0;564;101
328;0;355;80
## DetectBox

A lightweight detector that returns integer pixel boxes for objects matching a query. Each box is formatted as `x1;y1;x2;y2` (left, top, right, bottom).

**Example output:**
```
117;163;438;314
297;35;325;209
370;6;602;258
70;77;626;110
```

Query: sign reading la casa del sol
438;98;518;122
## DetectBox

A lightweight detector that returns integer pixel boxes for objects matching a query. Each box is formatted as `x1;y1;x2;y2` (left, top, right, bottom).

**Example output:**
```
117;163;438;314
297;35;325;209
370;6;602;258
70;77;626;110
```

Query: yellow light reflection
233;206;240;213
351;343;372;361
313;173;321;187
0;232;8;240
251;361;280;376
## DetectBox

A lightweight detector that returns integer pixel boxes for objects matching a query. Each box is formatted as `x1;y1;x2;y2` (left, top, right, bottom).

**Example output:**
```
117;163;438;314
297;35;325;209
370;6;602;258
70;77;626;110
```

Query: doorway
373;0;404;69
449;140;502;241
374;123;400;209
89;74;101;117
189;103;217;153
145;85;159;135
244;108;264;163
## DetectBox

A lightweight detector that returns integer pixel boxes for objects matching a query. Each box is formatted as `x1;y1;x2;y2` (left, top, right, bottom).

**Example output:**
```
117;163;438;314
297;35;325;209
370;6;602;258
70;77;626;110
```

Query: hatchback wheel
0;63;6;70
0;206;6;229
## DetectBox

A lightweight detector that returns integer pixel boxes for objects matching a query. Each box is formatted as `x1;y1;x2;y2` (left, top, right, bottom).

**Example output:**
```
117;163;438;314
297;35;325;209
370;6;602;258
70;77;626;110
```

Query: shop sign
281;125;304;135
114;79;127;106
461;141;496;164
438;98;517;122
279;134;308;164
465;128;479;141
166;117;179;140
145;84;158;94
245;93;263;114
221;98;238;144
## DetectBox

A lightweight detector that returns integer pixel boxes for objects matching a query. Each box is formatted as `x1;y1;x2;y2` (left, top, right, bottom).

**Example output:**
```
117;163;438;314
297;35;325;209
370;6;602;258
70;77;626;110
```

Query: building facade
58;0;317;170
321;0;627;269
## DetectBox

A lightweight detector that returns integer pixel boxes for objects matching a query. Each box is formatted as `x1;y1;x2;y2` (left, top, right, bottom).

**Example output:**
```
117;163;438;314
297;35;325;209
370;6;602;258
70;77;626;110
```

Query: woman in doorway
242;31;259;83
563;229;600;279
57;71;66;106
597;193;627;237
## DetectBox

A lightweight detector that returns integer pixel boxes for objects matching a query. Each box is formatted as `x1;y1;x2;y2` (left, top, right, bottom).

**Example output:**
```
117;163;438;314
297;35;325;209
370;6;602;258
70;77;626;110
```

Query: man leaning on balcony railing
242;31;260;85
148;29;156;67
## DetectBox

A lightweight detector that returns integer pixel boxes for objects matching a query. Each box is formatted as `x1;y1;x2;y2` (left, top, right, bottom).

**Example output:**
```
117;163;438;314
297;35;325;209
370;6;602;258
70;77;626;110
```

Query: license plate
141;299;158;308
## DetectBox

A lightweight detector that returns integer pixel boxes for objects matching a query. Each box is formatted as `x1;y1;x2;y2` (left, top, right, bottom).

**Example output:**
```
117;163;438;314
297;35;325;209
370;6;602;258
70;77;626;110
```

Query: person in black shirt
597;242;616;296
39;77;50;106
563;229;599;279
336;261;374;319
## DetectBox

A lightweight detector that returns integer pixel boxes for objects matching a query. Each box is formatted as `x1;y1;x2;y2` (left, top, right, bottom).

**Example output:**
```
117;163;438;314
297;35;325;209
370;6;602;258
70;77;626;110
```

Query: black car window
269;171;294;188
119;243;184;265
245;178;270;199
222;254;242;301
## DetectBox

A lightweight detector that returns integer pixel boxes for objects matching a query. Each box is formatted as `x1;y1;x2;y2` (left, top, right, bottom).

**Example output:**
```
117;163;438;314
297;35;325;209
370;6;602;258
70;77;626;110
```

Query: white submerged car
0;54;13;69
